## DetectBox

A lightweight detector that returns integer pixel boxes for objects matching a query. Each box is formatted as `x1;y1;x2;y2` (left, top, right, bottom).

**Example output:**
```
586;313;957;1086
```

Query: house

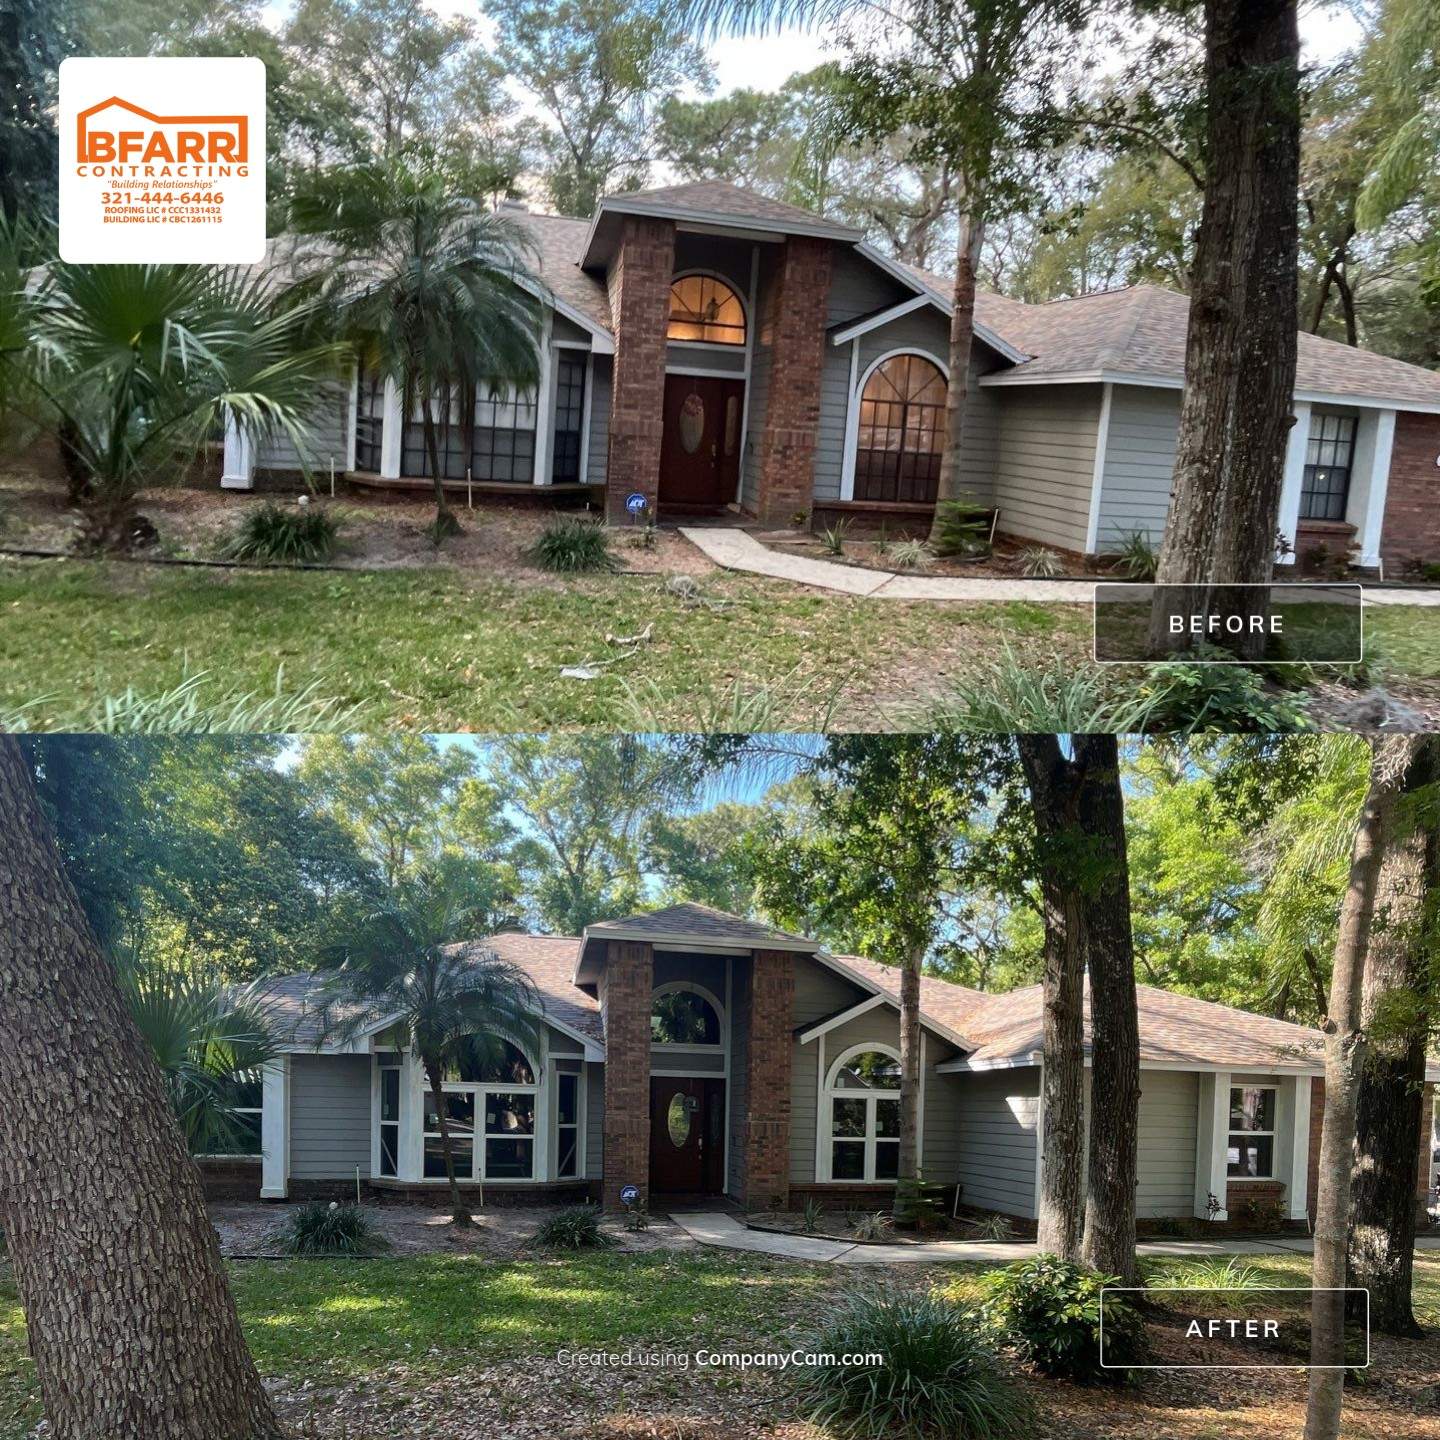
247;902;1439;1229
220;181;1440;573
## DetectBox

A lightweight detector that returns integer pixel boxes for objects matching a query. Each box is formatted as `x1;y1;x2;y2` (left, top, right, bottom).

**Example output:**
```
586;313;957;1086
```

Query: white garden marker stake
467;467;473;510
329;457;335;498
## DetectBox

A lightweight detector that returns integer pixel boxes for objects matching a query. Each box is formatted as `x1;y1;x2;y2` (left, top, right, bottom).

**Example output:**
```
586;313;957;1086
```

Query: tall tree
1305;735;1424;1440
0;736;286;1440
1348;737;1439;1337
1149;0;1302;650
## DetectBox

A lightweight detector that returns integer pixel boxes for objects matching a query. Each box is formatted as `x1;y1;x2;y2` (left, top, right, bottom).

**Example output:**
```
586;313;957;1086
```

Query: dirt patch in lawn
211;1202;696;1260
0;467;714;582
760;530;1108;581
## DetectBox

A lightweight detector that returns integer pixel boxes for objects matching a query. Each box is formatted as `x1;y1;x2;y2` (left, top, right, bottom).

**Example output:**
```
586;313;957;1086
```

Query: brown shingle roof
506;209;612;334
584;901;818;950
603;180;863;236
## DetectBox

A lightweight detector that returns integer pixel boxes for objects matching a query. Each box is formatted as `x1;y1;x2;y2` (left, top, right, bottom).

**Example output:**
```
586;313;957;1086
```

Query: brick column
1380;412;1440;572
600;940;653;1211
753;236;833;527
605;216;676;523
742;949;795;1210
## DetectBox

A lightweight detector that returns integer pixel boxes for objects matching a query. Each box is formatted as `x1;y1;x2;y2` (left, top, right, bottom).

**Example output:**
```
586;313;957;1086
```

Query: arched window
853;352;947;504
667;274;746;346
651;983;724;1047
447;1037;535;1085
426;1037;539;1182
825;1045;902;1182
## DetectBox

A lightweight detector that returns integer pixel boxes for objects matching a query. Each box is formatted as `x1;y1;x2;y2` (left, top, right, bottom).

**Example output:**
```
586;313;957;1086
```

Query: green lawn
0;558;1086;730
2;1251;1437;1439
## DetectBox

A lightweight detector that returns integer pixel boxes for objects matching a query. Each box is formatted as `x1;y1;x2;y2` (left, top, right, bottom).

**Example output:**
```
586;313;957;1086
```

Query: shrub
1018;546;1064;578
821;520;850;556
1109;530;1159;582
1160;1256;1263;1292
223;501;340;564
526;515;620;572
795;1289;1032;1439
889;538;935;572
533;1204;616;1250
985;1255;1144;1383
801;1196;826;1231
281;1201;387;1257
1137;655;1313;733
931;500;993;558
973;1214;1013;1242
851;1211;894;1242
624;1196;650;1232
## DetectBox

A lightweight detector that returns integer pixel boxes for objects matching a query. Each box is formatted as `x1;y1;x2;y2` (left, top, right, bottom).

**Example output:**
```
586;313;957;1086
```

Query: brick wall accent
600;939;654;1211
752;237;833;526
1381;411;1440;571
741;948;795;1209
605;216;676;523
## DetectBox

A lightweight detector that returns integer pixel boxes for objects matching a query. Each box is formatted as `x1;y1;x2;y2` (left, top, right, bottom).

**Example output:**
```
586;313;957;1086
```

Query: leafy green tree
290;153;541;538
0;0;73;222
646;798;774;913
317;867;543;1224
487;0;714;215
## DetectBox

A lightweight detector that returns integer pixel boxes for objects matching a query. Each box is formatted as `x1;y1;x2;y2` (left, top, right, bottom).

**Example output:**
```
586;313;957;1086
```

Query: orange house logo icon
76;96;249;165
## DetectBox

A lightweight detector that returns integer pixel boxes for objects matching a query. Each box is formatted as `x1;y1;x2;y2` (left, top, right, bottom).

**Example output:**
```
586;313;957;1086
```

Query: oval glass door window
678;393;705;454
666;1092;692;1147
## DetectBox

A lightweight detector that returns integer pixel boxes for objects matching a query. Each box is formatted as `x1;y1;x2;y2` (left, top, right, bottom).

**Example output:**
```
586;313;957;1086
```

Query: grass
1;1252;1436;1439
0;558;1088;731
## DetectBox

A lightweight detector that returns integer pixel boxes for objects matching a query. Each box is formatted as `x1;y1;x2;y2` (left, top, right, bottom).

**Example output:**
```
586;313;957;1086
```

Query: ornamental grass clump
532;1205;616;1250
795;1289;1032;1439
280;1201;387;1257
526;515;620;573
983;1254;1145;1383
222;501;340;564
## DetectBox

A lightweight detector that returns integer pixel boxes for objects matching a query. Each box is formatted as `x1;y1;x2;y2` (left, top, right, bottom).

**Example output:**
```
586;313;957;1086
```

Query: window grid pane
551;353;587;483
1299;413;1356;522
854;354;947;504
667;274;746;346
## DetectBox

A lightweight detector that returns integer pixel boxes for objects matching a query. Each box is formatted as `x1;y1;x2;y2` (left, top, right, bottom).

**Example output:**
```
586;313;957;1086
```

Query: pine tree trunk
1305;737;1422;1440
423;402;461;540
1148;0;1301;657
1075;735;1141;1286
928;207;985;547
893;948;923;1226
421;1057;473;1226
1348;738;1438;1336
0;737;287;1440
1018;734;1086;1261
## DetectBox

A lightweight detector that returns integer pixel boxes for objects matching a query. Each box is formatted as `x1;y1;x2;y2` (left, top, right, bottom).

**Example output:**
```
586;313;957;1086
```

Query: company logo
76;97;249;167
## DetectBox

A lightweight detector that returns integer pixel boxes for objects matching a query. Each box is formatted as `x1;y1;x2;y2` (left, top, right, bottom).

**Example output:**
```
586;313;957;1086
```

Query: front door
649;1076;725;1194
659;374;745;510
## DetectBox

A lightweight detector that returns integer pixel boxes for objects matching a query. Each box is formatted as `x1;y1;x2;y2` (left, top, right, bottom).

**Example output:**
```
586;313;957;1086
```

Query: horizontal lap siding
789;960;873;1183
992;386;1102;551
1135;1070;1198;1217
289;1054;371;1180
587;356;611;489
256;381;350;472
666;342;744;373
953;1069;1039;1218
1096;386;1180;549
814;343;852;502
585;1061;605;1177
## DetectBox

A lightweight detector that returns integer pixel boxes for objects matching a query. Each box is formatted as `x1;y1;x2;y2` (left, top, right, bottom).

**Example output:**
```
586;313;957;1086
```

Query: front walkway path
669;1211;1440;1266
679;527;1440;607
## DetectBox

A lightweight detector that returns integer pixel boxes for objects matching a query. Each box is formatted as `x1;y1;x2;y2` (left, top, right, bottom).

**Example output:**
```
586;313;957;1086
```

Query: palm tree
290;155;542;541
316;867;542;1225
0;255;348;549
116;951;279;1157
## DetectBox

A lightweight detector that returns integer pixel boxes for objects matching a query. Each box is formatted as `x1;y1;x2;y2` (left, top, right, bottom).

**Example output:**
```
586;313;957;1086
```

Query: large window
551;353;587;483
354;367;385;473
200;1076;263;1156
401;386;538;483
826;1046;902;1182
651;984;723;1047
667;274;746;346
556;1071;580;1178
1226;1085;1277;1179
1300;412;1357;522
853;353;947;504
422;1038;540;1182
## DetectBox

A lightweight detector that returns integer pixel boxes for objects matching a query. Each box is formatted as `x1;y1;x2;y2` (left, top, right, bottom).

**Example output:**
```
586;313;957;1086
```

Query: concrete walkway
679;527;1440;607
668;1211;1440;1266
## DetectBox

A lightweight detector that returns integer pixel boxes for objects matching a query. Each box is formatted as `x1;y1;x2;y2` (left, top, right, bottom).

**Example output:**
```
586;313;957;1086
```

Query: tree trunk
1017;734;1086;1261
1305;737;1422;1440
1148;0;1301;657
0;737;287;1440
893;946;923;1225
928;206;986;547
421;1056;473;1225
1075;735;1141;1286
1348;738;1438;1337
423;400;461;541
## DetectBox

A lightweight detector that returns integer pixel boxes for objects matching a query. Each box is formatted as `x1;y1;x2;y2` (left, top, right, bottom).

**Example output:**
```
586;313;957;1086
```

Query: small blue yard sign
624;492;648;515
620;1184;640;1205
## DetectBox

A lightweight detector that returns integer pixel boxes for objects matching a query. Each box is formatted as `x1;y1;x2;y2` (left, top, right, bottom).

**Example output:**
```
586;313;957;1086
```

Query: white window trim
650;980;727;1052
838;348;951;504
822;1042;904;1184
553;1066;584;1181
666;269;749;350
1226;1083;1279;1181
372;1054;402;1181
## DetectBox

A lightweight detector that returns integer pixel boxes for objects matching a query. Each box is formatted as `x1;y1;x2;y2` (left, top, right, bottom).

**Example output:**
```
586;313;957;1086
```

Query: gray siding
256;380;350;473
666;342;745;374
953;1068;1039;1219
551;314;591;347
826;246;911;326
991;385;1103;551
1096;385;1180;549
585;1061;605;1178
587;355;611;489
289;1054;371;1180
1135;1070;1198;1218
